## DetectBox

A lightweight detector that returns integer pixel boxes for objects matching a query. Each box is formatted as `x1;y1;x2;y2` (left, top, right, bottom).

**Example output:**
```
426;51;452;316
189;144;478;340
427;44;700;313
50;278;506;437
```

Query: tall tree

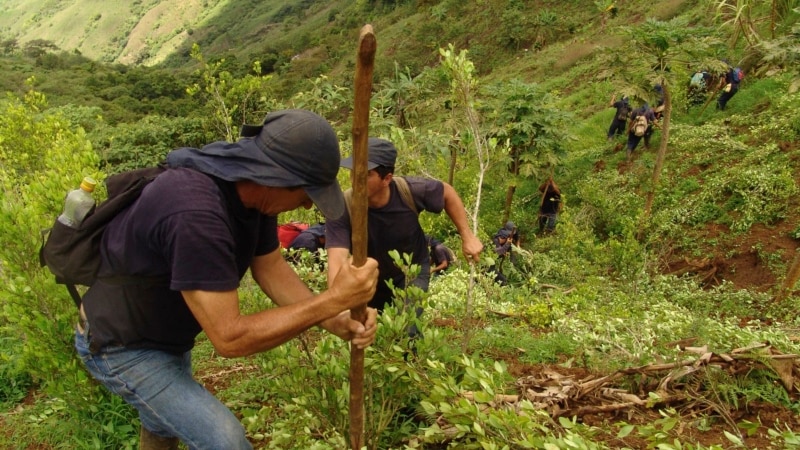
440;44;496;352
485;79;572;225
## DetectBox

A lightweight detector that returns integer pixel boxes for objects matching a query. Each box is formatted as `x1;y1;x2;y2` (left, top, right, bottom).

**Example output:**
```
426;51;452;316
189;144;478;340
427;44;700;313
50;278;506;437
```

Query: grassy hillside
2;0;798;326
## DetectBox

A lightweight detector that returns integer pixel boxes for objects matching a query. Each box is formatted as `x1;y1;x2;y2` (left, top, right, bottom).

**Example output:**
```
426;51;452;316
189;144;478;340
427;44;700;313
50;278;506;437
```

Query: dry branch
427;342;800;442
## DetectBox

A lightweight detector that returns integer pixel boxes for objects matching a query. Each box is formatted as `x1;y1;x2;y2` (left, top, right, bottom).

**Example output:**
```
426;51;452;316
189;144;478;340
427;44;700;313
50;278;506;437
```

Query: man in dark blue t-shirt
717;66;743;111
607;94;631;141
75;109;380;450
426;234;453;276
326;138;483;320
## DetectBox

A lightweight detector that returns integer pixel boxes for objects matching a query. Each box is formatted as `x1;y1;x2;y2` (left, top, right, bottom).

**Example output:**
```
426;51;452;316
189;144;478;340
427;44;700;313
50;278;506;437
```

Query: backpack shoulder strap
344;188;353;214
344;177;419;216
393;176;418;215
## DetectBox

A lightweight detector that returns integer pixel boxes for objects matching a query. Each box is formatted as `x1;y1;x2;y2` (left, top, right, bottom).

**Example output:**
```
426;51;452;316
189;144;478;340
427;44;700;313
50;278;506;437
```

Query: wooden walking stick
349;23;375;450
698;82;722;117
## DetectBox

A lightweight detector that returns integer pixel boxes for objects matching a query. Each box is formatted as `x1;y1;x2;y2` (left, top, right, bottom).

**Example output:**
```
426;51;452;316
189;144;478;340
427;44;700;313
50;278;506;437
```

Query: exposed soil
664;221;798;295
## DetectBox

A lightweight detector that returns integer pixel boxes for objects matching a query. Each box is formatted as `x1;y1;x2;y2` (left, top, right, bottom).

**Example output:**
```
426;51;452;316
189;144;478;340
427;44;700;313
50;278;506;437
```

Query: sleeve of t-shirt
325;206;352;250
404;177;444;213
258;215;279;256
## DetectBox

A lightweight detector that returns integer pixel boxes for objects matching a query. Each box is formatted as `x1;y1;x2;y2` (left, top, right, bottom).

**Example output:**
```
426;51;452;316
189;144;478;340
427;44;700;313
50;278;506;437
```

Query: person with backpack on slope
277;221;309;248
326;138;483;338
625;102;656;161
688;70;711;106
717;65;744;111
607;94;631;142
426;234;454;277
493;221;520;264
288;223;326;266
641;102;660;150
289;223;326;253
74;109;380;450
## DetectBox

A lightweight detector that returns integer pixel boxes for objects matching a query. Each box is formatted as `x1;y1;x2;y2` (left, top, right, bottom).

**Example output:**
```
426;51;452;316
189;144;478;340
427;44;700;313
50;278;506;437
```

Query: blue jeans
75;327;252;450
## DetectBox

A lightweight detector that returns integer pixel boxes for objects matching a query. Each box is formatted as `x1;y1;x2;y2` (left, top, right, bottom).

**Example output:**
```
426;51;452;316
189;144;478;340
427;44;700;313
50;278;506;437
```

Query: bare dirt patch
665;221;798;293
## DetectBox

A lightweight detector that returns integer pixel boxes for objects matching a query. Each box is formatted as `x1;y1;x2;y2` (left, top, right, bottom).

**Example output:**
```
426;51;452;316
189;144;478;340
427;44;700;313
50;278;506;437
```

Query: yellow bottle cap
80;177;97;193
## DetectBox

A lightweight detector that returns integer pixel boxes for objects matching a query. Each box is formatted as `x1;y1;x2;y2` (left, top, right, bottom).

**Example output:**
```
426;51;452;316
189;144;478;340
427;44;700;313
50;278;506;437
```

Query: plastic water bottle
57;177;97;228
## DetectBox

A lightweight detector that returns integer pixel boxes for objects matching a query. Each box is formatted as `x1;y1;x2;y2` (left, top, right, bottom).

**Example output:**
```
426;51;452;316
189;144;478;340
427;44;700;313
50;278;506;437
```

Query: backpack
732;67;744;83
632;114;648;137
39;166;167;309
278;222;309;248
344;176;418;215
689;72;706;88
616;104;630;121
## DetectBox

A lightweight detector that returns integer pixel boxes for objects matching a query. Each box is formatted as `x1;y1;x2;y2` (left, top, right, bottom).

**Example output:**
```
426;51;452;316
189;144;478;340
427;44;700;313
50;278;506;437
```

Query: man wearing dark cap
502;221;520;246
325;137;483;322
74;109;380;450
426;234;454;276
607;94;631;141
488;228;512;286
494;221;520;264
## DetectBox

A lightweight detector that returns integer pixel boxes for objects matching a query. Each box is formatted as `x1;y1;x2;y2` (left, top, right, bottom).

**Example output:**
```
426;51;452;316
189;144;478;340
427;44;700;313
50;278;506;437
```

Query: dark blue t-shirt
82;168;277;353
326;177;444;311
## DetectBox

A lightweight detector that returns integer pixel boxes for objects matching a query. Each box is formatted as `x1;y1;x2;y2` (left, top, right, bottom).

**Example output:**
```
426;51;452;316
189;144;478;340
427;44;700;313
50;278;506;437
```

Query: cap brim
340;156;379;170
305;181;345;220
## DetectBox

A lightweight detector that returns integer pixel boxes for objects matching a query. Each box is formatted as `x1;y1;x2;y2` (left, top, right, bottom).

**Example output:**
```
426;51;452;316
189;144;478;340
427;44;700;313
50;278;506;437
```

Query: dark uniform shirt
82;168;277;354
326;177;444;311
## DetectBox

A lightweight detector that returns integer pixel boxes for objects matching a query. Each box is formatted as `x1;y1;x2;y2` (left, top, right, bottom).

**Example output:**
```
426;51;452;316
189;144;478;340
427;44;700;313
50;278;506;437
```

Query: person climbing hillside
288;223;326;265
717;64;744;111
625;103;656;161
538;179;562;234
426;234;454;277
488;229;512;286
688;70;712;107
326;137;483;340
606;94;631;142
493;221;520;264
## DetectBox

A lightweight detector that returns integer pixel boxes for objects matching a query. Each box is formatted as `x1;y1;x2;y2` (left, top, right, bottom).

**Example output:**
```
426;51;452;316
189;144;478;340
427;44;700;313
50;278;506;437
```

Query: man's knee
207;418;252;449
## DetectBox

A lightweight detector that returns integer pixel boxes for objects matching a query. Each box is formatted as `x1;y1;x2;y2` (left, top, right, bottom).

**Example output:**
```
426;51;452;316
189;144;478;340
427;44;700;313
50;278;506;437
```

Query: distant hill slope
0;0;603;77
0;0;321;65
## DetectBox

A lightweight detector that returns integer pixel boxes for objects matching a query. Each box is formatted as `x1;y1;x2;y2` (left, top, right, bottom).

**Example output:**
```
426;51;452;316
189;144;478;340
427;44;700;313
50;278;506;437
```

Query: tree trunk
642;81;671;226
502;185;516;225
448;140;457;186
776;249;800;301
502;146;521;225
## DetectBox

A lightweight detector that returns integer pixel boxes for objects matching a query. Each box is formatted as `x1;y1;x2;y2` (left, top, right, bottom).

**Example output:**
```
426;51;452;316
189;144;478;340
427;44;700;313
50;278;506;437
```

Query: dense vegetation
2;0;800;448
